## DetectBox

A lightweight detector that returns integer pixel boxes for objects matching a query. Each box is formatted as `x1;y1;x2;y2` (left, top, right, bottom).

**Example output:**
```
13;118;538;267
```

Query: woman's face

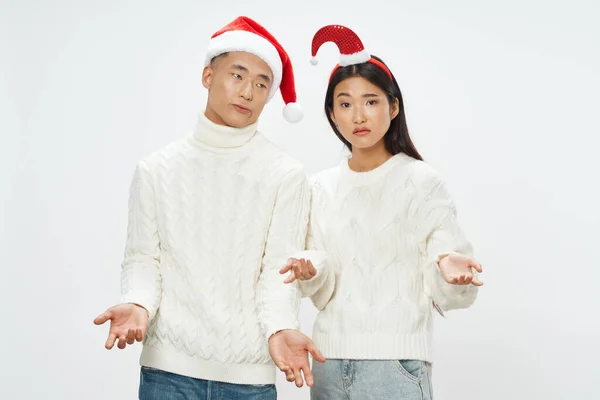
330;76;399;150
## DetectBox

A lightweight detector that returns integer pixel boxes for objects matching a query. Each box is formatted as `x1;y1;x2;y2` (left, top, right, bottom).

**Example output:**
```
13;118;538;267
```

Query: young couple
94;16;483;400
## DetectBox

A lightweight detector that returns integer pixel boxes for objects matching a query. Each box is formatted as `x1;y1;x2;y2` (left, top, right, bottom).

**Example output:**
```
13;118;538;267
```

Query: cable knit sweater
298;153;479;362
119;114;308;385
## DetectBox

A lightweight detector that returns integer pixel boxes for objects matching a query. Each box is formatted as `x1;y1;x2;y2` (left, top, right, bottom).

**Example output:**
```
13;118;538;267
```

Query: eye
232;73;242;79
366;100;378;105
256;83;267;89
340;102;350;108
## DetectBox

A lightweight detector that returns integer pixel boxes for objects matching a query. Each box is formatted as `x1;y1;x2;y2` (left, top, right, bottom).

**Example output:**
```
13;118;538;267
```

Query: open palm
269;330;326;387
93;303;149;350
438;253;484;286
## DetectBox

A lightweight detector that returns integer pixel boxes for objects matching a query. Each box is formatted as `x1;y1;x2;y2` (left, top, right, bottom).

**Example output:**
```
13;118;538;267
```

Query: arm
416;173;479;312
120;160;162;321
256;165;310;340
293;207;335;311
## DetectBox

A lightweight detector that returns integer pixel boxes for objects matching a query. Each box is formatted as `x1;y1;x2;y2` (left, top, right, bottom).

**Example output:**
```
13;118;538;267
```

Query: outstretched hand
438;253;484;286
93;303;149;350
269;329;326;387
279;258;317;284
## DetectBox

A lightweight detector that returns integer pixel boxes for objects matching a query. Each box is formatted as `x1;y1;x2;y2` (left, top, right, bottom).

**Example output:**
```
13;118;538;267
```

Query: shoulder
310;163;343;188
400;159;457;217
254;133;302;168
403;157;447;197
136;137;190;172
250;133;308;186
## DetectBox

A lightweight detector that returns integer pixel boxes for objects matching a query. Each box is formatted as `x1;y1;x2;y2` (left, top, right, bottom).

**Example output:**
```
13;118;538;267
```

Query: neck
192;111;258;148
204;107;229;127
349;144;392;172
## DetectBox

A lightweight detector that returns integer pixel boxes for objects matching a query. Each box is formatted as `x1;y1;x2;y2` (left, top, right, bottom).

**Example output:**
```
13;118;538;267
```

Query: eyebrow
232;64;271;84
336;92;380;98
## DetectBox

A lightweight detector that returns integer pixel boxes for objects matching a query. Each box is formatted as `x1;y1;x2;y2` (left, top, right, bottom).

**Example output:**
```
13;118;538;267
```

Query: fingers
276;362;289;373
276;362;295;382
292;261;303;281
301;259;316;280
302;365;314;387
283;271;297;284
135;328;144;342
448;273;484;286
284;258;313;283
105;332;117;350
287;258;317;282
448;274;471;285
293;367;303;387
308;343;326;363
279;262;293;275
307;260;317;278
285;370;295;383
126;328;136;345
93;310;112;325
117;334;127;349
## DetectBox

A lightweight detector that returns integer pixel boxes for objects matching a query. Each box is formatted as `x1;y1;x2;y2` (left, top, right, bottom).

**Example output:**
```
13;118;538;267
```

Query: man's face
202;51;274;128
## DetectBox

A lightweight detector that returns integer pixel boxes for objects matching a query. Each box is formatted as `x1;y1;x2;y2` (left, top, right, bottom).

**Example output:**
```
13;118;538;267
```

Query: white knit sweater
298;153;479;362
119;114;308;384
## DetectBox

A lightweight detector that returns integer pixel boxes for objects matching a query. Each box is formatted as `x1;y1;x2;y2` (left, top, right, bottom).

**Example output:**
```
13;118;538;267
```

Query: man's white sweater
120;114;309;384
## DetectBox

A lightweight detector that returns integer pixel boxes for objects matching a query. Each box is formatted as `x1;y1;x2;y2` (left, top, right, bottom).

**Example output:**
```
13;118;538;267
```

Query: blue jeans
311;359;433;400
138;367;277;400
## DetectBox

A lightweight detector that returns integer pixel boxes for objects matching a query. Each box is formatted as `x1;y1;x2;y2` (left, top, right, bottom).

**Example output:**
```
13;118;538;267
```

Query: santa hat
204;16;302;123
310;25;392;80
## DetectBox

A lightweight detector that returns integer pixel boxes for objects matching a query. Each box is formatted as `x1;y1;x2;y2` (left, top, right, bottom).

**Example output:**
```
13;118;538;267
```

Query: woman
281;25;484;399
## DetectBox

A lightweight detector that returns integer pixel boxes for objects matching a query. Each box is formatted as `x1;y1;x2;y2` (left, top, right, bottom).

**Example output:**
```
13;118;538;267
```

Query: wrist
268;329;291;342
128;303;150;316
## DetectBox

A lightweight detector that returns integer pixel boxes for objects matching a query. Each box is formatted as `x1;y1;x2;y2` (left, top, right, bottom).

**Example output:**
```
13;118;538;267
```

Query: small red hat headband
310;25;393;81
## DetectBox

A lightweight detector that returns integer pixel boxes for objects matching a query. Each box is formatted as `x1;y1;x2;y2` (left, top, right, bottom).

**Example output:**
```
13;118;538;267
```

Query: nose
353;107;366;124
239;80;253;101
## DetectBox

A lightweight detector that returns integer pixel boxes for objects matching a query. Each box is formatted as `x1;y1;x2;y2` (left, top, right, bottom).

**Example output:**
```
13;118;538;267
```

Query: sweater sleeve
415;171;479;313
291;183;335;310
120;160;162;321
256;164;309;340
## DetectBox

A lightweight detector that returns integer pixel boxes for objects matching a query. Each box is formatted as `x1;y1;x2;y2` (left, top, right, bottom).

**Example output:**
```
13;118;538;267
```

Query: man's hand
438;253;484;286
279;258;317;284
93;303;149;350
268;329;326;387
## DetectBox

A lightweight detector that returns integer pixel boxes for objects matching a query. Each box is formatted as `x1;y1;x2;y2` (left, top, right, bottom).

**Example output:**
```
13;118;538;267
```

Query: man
94;16;324;399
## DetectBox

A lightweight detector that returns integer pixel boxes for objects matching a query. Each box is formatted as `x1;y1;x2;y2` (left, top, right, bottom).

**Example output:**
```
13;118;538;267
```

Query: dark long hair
324;55;423;161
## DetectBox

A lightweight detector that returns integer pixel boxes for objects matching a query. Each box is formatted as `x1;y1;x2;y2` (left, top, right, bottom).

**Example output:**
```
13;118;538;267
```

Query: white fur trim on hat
339;49;371;67
204;30;282;101
282;102;303;123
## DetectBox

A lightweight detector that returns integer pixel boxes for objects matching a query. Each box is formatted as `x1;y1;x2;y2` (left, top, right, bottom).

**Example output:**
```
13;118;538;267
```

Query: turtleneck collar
192;112;258;148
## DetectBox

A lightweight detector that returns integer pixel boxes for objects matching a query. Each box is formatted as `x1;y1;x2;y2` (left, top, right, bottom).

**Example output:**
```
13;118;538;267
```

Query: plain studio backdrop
1;1;599;399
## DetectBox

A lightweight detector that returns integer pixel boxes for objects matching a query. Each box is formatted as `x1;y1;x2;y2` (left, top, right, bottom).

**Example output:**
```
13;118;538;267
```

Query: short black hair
210;52;229;66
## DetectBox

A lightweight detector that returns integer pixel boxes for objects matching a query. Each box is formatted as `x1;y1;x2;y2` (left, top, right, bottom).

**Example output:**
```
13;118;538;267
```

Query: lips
353;128;371;136
232;104;251;114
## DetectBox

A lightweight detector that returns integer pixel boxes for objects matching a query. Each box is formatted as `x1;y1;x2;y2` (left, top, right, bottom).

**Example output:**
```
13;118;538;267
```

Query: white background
1;1;599;399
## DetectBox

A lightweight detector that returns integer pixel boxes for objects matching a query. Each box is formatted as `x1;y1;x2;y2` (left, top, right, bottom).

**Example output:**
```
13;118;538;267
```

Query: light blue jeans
311;359;433;400
138;367;276;399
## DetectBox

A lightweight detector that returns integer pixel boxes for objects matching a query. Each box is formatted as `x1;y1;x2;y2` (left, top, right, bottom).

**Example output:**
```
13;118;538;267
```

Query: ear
202;66;213;90
390;98;400;120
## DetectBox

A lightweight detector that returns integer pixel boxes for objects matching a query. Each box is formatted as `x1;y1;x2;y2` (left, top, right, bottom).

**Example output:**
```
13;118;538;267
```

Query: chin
343;132;386;150
347;138;380;149
221;113;255;128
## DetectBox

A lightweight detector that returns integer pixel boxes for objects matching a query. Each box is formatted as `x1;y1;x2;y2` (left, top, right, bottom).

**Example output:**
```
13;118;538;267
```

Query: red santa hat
204;16;302;123
310;25;392;80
